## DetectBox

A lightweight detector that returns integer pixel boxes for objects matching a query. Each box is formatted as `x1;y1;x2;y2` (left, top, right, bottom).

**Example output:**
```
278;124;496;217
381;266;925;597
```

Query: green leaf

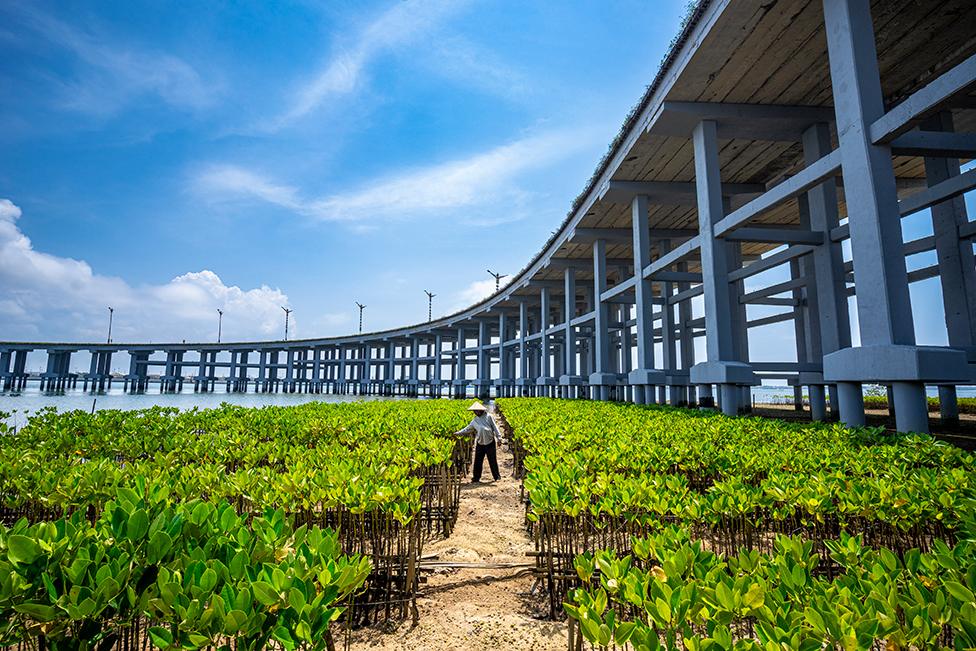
7;535;42;565
614;621;637;645
252;581;280;607
272;625;296;651
743;583;765;610
199;568;218;593
945;581;975;603
288;587;306;612
14;603;58;622
223;609;248;634
220;507;238;532
147;531;173;564
148;626;174;648
127;509;150;541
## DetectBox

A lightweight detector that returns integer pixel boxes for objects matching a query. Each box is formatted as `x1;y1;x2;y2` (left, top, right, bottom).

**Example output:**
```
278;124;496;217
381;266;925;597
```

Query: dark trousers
473;441;500;481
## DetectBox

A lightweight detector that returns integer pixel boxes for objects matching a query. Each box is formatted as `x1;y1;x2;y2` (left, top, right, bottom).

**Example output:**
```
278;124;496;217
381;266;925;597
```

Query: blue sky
0;0;969;362
0;0;693;344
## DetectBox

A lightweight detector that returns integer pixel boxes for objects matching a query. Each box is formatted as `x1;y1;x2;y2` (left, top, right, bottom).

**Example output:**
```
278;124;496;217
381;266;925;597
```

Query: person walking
456;401;502;483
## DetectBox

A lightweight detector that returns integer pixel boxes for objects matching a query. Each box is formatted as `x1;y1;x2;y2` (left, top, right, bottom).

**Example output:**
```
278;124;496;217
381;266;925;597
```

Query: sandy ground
347;412;568;651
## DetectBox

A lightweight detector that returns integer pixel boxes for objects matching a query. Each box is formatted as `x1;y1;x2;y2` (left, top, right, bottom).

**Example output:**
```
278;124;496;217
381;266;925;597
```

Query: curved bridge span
3;0;976;434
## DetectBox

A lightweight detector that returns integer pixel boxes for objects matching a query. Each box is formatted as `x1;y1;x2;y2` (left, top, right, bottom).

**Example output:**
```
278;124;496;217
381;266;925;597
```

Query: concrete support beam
714;149;842;237
889;130;976;158
650;100;837;141
869;52;976;143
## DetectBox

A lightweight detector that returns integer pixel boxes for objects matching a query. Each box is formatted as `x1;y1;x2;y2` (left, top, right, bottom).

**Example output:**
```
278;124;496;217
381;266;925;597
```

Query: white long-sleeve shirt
459;412;502;446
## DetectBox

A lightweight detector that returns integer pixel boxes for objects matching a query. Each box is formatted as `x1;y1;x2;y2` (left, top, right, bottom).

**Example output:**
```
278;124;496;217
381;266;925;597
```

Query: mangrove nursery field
496;398;976;650
3;396;976;651
0;401;472;650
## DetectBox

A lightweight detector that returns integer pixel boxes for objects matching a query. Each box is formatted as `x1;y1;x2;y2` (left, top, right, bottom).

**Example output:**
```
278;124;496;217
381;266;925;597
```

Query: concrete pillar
537;288;554;399
924;112;975;422
938;385;959;427
477;321;490;396
410;337;420;395
589;238;616;397
809;384;828;421
518;301;528;394
312;348;322;391
677;260;695;406
433;334;443;395
924;112;976;358
690;119;753;415
836;382;866;427
629;194;665;400
560;267;581;393
239;350;250;391
285;349;295;391
820;0;967;432
0;350;10;390
497;312;510;390
660;241;678;405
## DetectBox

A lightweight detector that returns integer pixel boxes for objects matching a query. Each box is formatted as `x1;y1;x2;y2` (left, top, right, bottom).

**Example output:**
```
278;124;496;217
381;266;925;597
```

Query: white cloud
267;0;464;130
0;199;293;343
194;127;600;224
11;6;216;116
449;277;512;313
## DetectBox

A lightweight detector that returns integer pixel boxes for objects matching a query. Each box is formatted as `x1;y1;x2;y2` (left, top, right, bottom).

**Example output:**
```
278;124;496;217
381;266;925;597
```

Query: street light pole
281;306;292;341
487;269;507;292
106;306;114;344
424;290;435;322
217;309;224;344
355;302;366;333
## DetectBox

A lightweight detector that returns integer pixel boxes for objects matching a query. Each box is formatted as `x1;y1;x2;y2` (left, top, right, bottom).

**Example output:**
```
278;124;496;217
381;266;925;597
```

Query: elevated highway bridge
3;0;976;433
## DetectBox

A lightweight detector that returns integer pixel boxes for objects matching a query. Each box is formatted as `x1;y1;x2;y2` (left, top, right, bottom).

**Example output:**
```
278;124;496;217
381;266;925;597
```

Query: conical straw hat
467;401;487;412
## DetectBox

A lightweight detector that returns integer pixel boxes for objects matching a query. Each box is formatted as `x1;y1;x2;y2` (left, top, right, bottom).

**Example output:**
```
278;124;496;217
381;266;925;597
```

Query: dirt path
347;412;568;651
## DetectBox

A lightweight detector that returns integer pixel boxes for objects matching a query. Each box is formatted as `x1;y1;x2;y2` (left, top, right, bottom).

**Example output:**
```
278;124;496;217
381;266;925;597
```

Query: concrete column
539;287;552;386
197;351;208;391
0;350;10;390
239;350;250;391
410;337;420;394
386;341;396;391
284;349;295;391
590;238;615;400
803;122;850;421
924;112;976;423
677;260;695;406
518;301;528;394
938;385;959;427
477;321;490;396
690;119;754;415
312;348;321;391
619;305;633;401
559;267;581;396
629;195;665;403
434;334;443;394
820;0;971;433
497;313;509;384
660;241;678;405
925;112;976;362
